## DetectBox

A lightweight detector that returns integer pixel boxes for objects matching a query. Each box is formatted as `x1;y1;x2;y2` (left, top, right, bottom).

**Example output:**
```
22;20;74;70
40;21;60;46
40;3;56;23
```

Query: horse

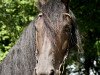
34;0;78;75
0;0;81;75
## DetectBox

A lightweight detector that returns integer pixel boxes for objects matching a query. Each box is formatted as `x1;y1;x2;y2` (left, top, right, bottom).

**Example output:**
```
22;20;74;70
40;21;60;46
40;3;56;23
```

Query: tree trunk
0;21;36;75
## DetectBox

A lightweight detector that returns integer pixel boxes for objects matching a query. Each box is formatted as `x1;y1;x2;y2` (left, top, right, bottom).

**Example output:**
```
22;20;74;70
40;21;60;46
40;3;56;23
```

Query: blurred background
0;0;100;75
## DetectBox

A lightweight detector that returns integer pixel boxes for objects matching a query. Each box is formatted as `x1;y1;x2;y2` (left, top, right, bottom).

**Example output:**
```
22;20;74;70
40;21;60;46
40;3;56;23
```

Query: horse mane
0;21;36;75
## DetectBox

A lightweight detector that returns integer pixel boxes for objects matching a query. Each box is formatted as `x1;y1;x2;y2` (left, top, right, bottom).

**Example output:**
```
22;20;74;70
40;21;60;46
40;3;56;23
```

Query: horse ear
61;0;70;12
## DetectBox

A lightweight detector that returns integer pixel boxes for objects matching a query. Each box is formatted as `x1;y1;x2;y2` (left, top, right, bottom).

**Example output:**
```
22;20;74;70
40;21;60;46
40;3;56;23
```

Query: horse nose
35;69;55;75
49;69;55;75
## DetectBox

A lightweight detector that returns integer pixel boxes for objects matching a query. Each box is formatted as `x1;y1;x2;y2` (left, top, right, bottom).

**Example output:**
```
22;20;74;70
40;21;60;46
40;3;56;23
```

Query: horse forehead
36;12;64;31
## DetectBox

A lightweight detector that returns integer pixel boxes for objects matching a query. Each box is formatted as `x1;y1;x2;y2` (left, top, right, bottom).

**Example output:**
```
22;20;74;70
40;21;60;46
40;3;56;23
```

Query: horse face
34;11;74;75
35;0;75;75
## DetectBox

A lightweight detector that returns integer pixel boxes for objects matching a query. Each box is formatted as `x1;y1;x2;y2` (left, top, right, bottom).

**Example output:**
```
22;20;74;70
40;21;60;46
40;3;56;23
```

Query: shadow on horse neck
35;0;77;75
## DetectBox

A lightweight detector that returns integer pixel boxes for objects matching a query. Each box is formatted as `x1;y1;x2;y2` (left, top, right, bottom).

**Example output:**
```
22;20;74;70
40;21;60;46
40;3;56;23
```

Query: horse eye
38;13;43;17
36;60;38;63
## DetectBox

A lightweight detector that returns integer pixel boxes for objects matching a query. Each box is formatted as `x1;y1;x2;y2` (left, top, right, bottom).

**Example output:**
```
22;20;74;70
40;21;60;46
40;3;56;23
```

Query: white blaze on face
36;32;54;74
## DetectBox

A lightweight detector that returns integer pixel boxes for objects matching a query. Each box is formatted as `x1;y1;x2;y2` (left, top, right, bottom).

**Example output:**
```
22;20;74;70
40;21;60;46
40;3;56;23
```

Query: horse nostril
49;69;55;75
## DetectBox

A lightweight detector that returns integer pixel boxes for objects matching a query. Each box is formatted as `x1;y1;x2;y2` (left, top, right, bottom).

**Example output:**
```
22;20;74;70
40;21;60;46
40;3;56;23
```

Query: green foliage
94;40;100;56
0;0;39;62
0;25;12;61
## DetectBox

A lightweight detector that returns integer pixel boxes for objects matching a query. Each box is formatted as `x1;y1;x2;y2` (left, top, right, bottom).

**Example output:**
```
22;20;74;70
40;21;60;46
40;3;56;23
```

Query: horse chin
34;66;60;75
